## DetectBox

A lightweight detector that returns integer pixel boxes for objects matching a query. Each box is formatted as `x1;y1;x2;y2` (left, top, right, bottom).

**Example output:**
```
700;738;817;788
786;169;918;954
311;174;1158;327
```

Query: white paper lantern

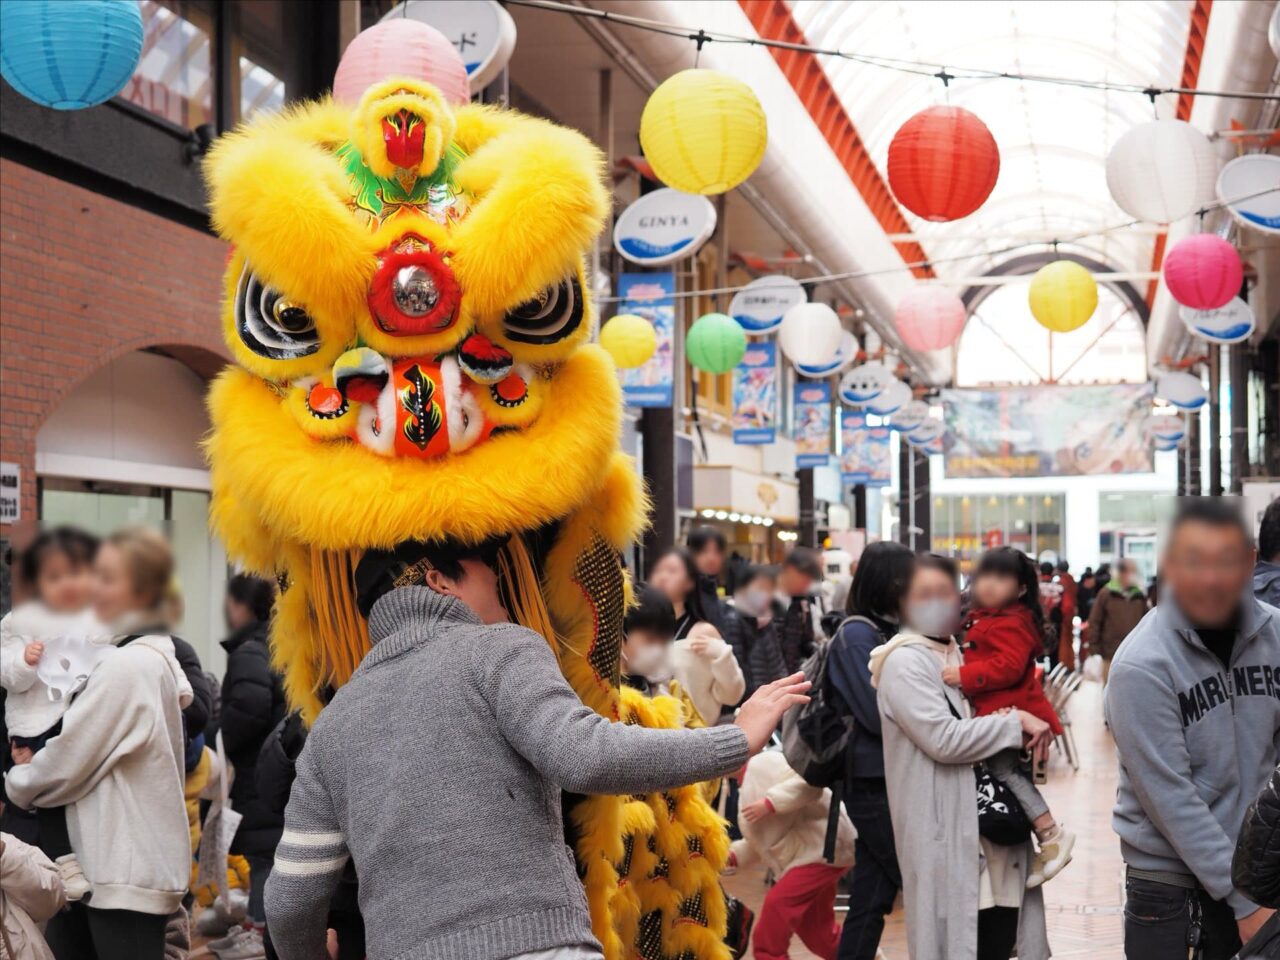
867;379;912;416
888;399;930;433
906;418;945;446
1179;297;1255;345
1105;120;1217;223
796;330;858;378
779;303;844;368
838;362;893;406
1155;371;1208;410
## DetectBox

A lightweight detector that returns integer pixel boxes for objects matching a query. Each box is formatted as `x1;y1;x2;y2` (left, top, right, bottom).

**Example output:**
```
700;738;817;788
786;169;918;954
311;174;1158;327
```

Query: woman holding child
869;553;1053;960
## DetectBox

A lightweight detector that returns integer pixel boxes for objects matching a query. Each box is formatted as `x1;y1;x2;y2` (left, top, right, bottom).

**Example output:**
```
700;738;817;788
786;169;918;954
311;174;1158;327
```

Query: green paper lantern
686;313;747;374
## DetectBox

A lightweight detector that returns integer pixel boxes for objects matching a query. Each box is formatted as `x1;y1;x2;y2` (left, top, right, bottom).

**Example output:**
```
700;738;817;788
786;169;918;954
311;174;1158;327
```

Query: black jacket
1233;764;1280;909
171;636;213;747
221;621;287;855
732;605;788;700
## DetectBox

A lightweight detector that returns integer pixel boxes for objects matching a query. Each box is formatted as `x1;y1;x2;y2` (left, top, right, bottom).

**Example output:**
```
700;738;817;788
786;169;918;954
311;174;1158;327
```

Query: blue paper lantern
1;0;144;110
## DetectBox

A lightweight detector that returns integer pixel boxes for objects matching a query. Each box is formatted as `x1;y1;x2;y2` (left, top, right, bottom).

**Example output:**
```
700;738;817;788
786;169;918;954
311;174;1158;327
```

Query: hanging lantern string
598;185;1279;305
504;0;1280;103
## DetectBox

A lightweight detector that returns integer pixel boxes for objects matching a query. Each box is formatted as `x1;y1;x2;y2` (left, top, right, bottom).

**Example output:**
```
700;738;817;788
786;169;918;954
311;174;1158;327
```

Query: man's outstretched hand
733;672;811;755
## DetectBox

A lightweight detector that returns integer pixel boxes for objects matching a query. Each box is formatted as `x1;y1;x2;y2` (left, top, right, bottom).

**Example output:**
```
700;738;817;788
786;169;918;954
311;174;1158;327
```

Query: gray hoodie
1105;592;1280;918
1255;560;1280;608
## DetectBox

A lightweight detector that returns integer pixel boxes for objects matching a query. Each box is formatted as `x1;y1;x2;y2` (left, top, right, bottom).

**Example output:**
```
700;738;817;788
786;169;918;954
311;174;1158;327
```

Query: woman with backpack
870;553;1052;960
826;541;913;960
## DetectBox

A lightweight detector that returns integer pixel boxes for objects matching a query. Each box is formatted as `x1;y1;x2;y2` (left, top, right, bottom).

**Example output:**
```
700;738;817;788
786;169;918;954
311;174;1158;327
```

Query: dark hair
624;583;676;638
975;547;1044;629
1055;560;1069;574
738;563;778;589
783;546;822;581
355;536;507;617
911;552;959;585
1038;561;1054;577
687;525;727;556
845;541;913;619
18;526;99;590
227;573;276;623
1170;497;1253;548
1258;499;1280;562
650;547;710;624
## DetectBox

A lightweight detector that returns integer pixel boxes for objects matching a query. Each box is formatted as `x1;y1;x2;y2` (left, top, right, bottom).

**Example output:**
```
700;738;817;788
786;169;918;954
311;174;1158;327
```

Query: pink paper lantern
1163;234;1243;310
333;19;469;107
894;286;967;351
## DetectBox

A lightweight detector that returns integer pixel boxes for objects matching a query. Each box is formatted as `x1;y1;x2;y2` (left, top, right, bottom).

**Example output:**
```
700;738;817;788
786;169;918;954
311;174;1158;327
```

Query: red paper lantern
887;106;1000;222
1163;234;1243;310
894;286;967;350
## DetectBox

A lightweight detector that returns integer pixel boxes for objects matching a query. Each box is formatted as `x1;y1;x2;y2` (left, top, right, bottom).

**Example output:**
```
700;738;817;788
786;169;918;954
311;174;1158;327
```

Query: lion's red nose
368;236;460;336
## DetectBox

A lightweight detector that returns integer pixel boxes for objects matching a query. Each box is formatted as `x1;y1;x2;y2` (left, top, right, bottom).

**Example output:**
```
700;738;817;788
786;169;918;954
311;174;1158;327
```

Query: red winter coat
958;605;1063;735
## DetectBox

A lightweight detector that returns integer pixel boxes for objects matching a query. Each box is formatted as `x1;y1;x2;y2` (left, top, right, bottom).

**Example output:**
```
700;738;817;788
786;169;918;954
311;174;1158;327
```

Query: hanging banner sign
0;461;18;523
941;383;1154;478
1180;297;1255;344
732;340;778;444
382;0;518;93
1216;154;1280;235
840;412;891;487
729;275;807;334
794;380;831;468
613;189;717;266
617;272;674;407
795;330;858;378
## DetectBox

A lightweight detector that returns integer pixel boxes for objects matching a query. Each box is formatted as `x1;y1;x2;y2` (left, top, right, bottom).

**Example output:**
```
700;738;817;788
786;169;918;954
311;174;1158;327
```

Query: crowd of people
0;497;1277;959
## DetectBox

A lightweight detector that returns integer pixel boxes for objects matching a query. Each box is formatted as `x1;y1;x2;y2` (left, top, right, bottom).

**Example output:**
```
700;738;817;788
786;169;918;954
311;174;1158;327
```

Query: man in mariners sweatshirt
264;537;810;960
1106;498;1280;959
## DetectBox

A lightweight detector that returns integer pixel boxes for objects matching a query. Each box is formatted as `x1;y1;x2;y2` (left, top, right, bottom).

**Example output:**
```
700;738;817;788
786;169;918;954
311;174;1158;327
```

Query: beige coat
732;750;855;875
0;833;64;960
871;632;1050;960
669;627;745;725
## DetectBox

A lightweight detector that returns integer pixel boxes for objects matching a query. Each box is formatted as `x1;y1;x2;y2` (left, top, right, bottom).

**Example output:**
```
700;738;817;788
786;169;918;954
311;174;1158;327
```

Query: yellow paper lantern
1028;261;1098;332
599;313;657;368
639;69;767;195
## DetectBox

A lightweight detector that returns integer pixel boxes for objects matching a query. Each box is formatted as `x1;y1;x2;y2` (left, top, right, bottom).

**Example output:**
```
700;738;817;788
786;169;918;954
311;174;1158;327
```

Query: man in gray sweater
265;538;809;960
1106;499;1280;959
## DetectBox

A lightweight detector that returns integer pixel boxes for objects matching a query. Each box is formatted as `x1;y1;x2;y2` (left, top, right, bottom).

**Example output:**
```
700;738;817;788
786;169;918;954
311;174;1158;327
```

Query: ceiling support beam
738;0;934;280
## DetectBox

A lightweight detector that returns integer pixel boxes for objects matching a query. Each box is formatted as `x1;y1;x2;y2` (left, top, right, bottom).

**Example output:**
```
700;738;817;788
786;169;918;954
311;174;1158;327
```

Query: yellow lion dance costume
203;63;731;960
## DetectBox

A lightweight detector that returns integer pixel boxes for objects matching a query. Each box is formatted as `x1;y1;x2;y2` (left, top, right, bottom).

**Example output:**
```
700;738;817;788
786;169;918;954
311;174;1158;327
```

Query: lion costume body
203;70;732;960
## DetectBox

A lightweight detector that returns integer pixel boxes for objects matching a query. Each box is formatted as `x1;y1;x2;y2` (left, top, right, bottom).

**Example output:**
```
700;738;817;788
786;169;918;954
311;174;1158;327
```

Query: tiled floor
723;679;1125;959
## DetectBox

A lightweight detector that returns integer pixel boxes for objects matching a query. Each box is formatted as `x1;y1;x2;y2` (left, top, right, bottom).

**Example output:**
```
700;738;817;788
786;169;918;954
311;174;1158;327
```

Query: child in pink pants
726;751;855;960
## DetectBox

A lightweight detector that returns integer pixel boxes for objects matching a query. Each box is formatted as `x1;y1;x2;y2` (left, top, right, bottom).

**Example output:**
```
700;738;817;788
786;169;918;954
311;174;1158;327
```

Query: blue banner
840;411;892;486
732;340;778;444
794;379;831;469
617;273;675;407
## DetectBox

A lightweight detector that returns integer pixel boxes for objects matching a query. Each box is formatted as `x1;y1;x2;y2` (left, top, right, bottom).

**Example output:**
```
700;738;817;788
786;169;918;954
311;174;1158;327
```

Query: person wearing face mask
826;541;913;960
946;549;1071;889
620;585;678;696
729;566;789;702
872;553;1053;960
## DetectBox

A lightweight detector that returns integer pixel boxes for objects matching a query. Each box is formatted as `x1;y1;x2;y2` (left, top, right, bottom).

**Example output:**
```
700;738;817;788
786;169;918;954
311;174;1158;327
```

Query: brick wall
0;157;230;525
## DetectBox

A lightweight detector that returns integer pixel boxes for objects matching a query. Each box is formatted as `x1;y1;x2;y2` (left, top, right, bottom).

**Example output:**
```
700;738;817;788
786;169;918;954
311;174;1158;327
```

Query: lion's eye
235;264;320;359
502;276;584;344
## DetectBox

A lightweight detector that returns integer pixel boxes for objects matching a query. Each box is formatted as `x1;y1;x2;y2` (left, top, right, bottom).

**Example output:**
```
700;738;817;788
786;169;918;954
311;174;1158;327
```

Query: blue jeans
837;778;901;960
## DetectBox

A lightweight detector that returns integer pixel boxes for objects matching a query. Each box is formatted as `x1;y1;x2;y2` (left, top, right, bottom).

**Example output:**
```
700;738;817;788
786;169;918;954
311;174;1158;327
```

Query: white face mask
905;597;961;638
625;644;671;681
735;587;772;618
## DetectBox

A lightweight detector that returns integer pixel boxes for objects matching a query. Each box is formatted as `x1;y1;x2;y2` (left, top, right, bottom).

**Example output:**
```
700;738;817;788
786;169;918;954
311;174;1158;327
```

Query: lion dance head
204;45;733;960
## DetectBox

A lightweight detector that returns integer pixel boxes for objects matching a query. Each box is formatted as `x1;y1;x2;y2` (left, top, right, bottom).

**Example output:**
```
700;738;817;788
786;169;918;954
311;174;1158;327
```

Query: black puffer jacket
221;621;287;856
1233;764;1280;908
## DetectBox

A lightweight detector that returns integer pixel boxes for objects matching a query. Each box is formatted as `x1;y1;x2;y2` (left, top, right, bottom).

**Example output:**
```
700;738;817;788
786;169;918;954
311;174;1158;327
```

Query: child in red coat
941;547;1075;888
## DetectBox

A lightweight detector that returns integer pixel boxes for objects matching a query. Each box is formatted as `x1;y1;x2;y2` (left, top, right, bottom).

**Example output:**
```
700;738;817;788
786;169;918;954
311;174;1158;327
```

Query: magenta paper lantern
1163;234;1243;310
894;286;967;351
333;19;469;106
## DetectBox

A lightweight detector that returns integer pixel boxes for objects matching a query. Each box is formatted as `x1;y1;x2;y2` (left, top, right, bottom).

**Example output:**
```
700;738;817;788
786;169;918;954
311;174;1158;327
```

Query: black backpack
780;616;866;788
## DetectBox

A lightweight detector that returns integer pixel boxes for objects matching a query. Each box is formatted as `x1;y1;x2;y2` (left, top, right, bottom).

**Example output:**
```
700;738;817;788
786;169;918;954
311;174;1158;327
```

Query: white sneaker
214;928;266;960
54;854;91;902
1026;826;1075;889
206;926;249;952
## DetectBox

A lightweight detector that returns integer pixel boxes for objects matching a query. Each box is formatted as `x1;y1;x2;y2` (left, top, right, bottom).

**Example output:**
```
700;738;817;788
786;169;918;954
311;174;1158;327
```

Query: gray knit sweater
265;587;750;960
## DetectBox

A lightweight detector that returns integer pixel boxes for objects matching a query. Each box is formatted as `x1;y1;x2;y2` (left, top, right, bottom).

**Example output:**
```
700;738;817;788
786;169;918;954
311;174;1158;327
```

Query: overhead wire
503;0;1280;103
